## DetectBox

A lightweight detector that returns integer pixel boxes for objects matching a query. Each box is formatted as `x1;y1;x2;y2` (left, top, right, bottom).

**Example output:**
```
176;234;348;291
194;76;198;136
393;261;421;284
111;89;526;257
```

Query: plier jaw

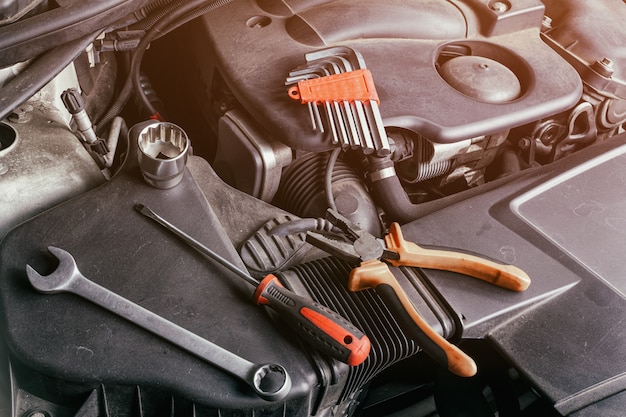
304;210;399;265
304;231;364;265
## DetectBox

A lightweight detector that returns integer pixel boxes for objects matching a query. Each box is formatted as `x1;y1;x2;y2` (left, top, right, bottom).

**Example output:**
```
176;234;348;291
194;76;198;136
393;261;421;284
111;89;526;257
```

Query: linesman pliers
306;209;531;377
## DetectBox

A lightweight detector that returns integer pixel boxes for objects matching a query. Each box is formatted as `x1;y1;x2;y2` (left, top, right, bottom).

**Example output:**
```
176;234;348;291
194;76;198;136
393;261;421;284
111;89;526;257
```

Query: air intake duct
276;256;461;405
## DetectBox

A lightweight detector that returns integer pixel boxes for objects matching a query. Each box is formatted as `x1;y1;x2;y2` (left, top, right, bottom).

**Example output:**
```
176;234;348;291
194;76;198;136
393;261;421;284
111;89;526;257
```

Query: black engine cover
0;150;321;414
179;0;581;152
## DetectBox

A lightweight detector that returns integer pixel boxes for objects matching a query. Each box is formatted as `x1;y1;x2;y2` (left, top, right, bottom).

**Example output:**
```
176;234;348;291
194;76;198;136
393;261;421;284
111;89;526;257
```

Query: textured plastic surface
511;143;626;298
180;0;581;153
0;150;316;412
542;0;626;98
214;110;291;201
397;134;626;415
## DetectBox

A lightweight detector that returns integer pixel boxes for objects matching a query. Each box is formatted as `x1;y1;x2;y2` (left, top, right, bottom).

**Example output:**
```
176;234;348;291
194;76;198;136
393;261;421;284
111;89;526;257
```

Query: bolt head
591;57;614;78
518;138;531;150
489;1;510;12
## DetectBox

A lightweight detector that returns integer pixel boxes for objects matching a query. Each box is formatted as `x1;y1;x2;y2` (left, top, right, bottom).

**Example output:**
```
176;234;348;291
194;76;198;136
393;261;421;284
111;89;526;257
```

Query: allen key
286;46;390;156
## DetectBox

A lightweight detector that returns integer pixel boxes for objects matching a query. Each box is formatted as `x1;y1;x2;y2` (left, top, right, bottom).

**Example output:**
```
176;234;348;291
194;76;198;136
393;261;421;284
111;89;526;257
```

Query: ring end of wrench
250;363;292;402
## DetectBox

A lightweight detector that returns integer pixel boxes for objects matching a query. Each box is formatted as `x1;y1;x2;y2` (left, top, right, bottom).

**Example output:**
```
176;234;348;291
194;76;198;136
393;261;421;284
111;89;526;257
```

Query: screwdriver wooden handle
348;260;477;377
254;274;371;366
384;223;531;292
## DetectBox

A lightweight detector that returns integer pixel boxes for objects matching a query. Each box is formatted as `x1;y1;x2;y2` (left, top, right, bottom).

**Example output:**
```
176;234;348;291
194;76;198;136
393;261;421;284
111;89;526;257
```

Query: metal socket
137;122;189;189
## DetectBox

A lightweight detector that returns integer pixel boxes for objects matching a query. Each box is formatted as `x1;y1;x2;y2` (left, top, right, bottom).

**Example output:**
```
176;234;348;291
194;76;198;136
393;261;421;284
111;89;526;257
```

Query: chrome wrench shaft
25;246;291;401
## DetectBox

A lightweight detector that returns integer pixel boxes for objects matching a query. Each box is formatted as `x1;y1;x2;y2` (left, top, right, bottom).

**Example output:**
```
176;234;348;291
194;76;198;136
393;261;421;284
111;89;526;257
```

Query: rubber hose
0;32;99;121
103;116;128;168
99;0;232;129
130;0;184;31
269;218;336;237
324;148;342;211
131;0;235;116
368;156;531;224
0;0;155;67
96;75;133;131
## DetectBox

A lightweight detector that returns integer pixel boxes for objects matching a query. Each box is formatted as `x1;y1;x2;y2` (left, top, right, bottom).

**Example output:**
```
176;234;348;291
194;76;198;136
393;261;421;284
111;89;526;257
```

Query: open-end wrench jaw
26;246;81;294
25;245;293;401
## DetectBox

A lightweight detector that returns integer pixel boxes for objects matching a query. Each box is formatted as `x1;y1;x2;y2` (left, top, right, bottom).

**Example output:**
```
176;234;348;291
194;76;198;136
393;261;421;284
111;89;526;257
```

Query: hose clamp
369;166;396;183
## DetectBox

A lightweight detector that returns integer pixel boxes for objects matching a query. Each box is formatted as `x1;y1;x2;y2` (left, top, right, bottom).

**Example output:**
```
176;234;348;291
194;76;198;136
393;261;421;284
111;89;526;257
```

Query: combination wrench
25;246;292;401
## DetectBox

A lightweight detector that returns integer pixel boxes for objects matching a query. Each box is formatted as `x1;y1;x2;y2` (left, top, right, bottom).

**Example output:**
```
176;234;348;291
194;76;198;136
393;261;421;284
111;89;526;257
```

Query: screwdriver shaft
135;204;258;287
135;203;372;366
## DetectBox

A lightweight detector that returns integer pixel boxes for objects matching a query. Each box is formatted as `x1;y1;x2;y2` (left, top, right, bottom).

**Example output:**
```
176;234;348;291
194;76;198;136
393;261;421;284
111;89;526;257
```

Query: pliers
306;209;531;377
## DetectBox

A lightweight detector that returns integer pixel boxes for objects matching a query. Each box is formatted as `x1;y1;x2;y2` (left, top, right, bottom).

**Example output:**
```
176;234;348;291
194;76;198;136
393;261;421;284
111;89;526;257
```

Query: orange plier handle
384;223;531;292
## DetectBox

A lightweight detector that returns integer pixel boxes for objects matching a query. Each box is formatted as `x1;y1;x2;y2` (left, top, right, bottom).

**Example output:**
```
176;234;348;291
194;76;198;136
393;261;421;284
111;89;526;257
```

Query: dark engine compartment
1;0;626;416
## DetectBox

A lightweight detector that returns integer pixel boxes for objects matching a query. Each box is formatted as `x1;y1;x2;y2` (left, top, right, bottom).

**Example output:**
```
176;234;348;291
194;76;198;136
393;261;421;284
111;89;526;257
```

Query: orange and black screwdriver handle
384;223;531;292
348;260;478;377
134;203;370;367
254;274;371;366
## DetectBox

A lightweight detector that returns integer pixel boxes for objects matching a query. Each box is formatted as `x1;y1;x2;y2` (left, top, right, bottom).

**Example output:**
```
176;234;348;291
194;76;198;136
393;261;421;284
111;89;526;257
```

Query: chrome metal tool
26;246;292;401
286;46;390;156
135;203;371;366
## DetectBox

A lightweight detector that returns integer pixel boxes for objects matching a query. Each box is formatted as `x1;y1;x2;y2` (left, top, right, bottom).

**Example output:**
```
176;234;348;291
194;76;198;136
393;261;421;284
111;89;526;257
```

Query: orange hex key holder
286;63;391;156
287;68;380;104
306;209;531;377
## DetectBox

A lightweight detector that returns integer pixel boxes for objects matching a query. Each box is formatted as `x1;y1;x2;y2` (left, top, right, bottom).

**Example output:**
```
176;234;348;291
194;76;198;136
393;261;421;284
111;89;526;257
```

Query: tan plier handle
349;259;478;377
348;223;531;378
384;223;531;292
305;210;531;377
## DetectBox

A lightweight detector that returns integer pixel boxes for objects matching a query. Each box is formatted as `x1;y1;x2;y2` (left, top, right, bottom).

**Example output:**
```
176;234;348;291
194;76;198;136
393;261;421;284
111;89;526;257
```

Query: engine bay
1;1;626;416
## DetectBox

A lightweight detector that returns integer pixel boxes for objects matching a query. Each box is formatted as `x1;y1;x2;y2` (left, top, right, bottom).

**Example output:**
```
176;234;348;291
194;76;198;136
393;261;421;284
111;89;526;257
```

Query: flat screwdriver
135;203;371;366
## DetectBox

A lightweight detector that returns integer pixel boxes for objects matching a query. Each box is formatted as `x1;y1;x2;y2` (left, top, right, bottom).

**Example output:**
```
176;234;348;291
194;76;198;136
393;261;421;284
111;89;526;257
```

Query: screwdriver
135;203;371;366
